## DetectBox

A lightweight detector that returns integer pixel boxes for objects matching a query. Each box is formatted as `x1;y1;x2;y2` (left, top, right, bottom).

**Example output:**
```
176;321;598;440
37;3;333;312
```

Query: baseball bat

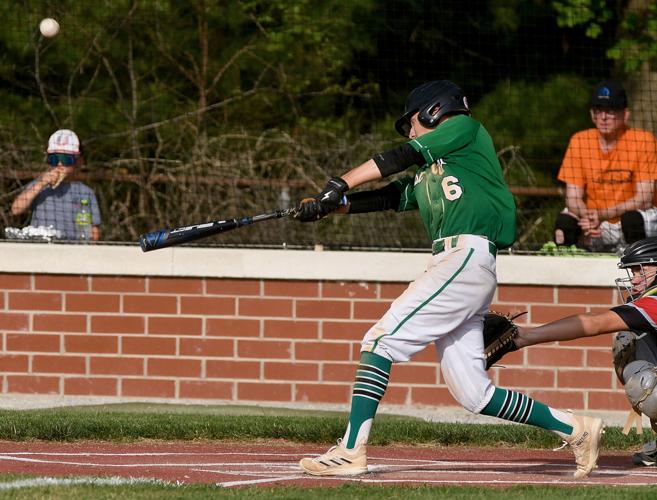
139;208;294;252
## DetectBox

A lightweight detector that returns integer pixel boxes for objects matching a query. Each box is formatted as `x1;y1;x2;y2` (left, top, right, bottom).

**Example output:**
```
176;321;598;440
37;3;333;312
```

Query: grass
0;404;652;450
0;483;656;499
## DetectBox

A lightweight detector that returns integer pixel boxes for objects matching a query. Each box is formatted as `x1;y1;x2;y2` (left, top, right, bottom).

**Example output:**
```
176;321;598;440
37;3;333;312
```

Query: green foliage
472;74;591;179
608;3;657;73
552;0;614;38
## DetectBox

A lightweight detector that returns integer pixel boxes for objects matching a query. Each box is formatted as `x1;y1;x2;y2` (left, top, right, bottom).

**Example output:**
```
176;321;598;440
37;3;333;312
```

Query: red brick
296;300;350;319
206;279;260;295
92;276;145;292
557;287;614;305
206;360;260;379
239;298;293;317
263;320;317;339
393;364;438;384
322;363;356;382
6;334;60;352
147;358;202;377
148;277;203;294
489;349;526;367
560;335;614;348
123;295;177;314
0;313;29;331
148;316;202;336
411;387;458;406
498;285;554;303
0;274;31;289
90;357;144;375
179;338;234;357
498;368;555;388
379;283;408;299
323;322;369;340
0;354;28;372
238;340;291;359
122;336;176;355
33;355;86;374
353;301;390;320
486;306;530;324
296;341;350;361
122;378;175;398
531;305;587;324
587;349;613;368
7;375;59;394
9;292;61;311
527;390;585;410
265;281;319;297
412;344;438;363
33;314;87;333
557;369;614;389
64;335;118;354
179;380;233;399
265;362;319;381
527;347;584;367
91;315;144;334
382;386;410;405
238;382;291;401
66;293;120;312
180;297;235;315
296;383;351;403
323;282;377;299
35;275;88;291
588;390;629;410
64;377;117;396
207;318;260;337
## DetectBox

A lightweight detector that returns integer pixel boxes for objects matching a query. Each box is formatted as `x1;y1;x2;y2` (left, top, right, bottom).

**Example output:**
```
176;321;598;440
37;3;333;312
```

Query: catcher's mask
394;80;470;137
616;237;657;302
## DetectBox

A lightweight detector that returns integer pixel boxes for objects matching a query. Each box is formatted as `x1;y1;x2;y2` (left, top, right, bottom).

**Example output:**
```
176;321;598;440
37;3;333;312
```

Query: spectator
553;79;657;252
11;129;101;241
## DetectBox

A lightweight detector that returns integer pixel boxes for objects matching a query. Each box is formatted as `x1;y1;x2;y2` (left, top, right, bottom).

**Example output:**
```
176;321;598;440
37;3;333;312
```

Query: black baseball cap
590;79;628;109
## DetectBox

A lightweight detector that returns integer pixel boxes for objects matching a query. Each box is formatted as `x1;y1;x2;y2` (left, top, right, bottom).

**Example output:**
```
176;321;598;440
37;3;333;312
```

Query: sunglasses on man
47;153;79;167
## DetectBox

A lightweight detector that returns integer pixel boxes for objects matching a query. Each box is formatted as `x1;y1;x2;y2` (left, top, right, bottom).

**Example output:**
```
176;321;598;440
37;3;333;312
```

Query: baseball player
295;80;604;478
509;236;657;466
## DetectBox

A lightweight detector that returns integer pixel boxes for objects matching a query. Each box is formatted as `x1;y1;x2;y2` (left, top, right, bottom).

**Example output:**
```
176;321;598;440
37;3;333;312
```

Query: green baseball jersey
396;114;516;249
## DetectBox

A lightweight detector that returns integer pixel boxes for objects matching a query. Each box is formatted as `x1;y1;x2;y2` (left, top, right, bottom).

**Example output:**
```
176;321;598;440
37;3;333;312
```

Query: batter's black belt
432;234;497;257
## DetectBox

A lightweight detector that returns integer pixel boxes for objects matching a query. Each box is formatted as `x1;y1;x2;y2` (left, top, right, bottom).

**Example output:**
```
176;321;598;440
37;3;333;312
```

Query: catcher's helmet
394;80;470;137
616;237;657;301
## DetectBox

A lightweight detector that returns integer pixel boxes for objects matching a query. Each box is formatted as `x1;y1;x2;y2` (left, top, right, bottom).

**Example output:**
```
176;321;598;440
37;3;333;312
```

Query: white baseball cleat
299;439;368;476
564;414;605;479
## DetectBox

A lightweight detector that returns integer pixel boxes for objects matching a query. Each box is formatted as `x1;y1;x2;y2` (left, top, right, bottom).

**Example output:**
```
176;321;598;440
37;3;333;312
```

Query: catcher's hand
483;311;526;370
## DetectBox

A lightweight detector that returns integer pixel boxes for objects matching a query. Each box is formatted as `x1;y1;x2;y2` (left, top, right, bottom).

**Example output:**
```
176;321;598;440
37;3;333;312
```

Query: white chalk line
0;476;173;490
218;475;305;487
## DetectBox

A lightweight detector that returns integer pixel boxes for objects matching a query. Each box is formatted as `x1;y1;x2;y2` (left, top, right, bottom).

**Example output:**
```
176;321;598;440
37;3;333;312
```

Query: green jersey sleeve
393;177;418;212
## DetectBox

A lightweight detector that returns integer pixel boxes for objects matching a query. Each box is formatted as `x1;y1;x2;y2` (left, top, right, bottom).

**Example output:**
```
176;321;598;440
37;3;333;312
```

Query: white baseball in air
39;18;60;38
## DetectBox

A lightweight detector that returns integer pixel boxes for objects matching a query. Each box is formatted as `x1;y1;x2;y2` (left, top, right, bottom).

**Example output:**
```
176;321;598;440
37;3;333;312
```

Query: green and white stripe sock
481;387;574;438
343;351;392;449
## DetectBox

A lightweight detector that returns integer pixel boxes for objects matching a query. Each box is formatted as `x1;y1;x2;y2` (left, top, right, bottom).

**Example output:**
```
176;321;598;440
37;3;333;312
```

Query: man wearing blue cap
553;79;657;252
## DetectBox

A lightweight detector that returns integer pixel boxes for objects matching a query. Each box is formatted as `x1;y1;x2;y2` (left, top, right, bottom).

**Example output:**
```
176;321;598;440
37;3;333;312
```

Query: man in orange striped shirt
554;80;657;252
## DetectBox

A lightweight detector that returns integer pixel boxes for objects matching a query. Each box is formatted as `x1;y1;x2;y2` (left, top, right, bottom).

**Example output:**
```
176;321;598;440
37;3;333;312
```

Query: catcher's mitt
483;311;526;370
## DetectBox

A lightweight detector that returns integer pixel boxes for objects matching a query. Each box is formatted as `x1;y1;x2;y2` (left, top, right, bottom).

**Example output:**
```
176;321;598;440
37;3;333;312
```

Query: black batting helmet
618;237;657;268
616;237;657;302
394;80;470;137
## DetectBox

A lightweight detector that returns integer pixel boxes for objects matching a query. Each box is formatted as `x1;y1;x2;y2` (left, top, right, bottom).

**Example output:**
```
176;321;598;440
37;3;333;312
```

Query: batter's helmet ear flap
395;80;470;137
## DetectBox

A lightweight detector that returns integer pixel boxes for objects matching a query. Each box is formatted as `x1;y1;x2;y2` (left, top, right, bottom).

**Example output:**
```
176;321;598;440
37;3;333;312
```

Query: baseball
39;18;59;38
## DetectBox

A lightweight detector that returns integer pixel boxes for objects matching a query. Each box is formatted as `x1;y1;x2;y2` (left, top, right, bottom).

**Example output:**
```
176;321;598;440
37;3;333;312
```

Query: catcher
484;235;657;466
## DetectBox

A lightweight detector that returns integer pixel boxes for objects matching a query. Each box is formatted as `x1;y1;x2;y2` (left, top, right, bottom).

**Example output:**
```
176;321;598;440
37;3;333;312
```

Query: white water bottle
75;198;92;241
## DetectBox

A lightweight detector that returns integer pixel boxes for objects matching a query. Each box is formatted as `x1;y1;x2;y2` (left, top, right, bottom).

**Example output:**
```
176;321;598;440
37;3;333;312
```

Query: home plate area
0;441;654;488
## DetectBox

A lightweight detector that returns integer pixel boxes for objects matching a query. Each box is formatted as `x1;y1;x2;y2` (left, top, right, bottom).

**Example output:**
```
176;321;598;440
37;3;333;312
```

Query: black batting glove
295;197;326;222
295;177;349;222
317;177;349;213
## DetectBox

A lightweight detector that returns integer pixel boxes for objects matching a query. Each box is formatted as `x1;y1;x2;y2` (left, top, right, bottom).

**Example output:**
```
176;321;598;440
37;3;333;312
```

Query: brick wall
0;271;625;412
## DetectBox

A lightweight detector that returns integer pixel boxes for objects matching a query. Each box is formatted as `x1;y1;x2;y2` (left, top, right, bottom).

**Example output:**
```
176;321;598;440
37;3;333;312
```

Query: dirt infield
0;441;654;488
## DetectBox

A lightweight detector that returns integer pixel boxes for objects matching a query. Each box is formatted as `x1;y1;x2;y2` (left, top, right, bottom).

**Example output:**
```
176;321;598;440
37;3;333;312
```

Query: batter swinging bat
139;208;294;252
